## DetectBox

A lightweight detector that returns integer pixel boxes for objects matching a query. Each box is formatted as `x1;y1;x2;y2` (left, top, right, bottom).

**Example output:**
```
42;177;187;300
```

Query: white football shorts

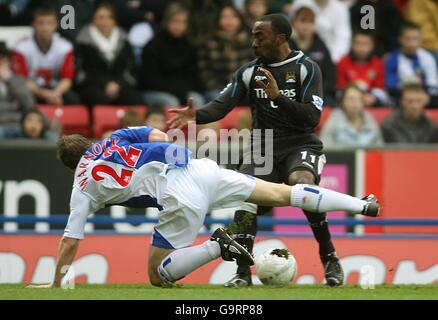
152;158;256;249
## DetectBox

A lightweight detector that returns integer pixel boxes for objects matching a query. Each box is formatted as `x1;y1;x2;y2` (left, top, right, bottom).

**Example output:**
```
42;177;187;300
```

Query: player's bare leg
149;229;254;287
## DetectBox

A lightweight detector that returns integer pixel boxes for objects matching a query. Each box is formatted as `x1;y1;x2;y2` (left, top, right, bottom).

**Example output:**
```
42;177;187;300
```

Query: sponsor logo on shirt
254;88;296;99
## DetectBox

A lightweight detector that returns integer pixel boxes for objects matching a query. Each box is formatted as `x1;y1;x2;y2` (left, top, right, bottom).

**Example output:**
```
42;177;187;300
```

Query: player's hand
167;97;196;129
256;67;280;100
26;283;57;289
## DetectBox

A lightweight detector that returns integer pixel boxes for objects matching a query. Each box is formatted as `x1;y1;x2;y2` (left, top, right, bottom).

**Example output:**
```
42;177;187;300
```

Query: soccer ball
255;248;298;286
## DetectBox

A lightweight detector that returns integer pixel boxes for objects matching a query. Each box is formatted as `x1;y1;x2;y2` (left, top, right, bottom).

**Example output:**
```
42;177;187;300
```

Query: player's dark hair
57;134;93;171
32;6;58;21
258;14;292;39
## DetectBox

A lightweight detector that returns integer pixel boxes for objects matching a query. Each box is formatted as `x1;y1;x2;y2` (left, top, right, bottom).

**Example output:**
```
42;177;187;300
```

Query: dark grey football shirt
196;50;324;149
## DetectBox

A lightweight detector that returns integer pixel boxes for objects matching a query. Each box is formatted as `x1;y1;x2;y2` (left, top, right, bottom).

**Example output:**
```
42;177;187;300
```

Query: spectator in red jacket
337;31;390;107
11;7;80;105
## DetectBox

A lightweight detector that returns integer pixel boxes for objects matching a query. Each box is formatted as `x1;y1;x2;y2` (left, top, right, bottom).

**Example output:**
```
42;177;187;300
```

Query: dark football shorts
238;137;326;185
238;143;326;215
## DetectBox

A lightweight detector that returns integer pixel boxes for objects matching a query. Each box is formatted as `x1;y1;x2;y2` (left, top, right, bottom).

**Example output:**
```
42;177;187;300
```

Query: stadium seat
218;106;251;130
425;109;438;126
315;107;331;133
36;104;91;136
93;105;147;138
0;26;33;48
368;107;393;125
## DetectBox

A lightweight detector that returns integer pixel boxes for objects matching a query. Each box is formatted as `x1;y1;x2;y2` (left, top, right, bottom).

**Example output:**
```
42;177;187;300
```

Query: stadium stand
31;104;438;140
367;108;393;125
36;104;90;137
315;107;332;133
426;109;438;125
92;105;148;138
218;106;251;130
0;26;32;48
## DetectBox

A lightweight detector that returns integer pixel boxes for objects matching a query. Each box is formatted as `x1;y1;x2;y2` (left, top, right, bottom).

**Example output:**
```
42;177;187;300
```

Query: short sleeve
63;188;93;240
111;126;154;144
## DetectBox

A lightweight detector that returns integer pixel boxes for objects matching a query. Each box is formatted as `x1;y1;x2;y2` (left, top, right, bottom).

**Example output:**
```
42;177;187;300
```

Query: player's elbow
149;129;169;142
307;110;321;128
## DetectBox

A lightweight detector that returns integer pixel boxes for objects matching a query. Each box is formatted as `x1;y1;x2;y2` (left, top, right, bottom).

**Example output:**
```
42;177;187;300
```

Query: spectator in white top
11;6;80;105
292;0;351;63
320;84;383;148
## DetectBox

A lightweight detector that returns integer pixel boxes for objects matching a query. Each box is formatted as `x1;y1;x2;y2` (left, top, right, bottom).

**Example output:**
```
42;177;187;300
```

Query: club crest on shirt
285;72;296;83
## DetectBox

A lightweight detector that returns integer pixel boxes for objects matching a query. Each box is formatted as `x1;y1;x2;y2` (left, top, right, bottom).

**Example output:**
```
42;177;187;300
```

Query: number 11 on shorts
301;151;316;164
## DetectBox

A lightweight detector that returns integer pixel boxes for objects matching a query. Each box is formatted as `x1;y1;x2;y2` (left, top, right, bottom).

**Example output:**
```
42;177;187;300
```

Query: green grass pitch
1;284;437;300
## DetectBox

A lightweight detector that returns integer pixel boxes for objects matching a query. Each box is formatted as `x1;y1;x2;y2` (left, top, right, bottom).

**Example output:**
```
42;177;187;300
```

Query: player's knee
288;171;315;186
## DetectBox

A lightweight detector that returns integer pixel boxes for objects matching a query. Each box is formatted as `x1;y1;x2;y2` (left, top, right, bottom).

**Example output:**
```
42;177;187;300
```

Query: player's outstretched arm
27;236;80;288
167;97;196;129
27;189;90;288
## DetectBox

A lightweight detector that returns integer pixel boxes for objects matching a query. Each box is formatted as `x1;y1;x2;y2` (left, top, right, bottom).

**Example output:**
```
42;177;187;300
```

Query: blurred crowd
0;0;438;146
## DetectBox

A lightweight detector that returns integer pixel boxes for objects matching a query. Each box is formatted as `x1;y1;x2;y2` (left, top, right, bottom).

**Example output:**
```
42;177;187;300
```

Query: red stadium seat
315;107;331;133
218;106;251;130
36;104;91;136
425;109;438;126
93;105;147;138
368;107;393;125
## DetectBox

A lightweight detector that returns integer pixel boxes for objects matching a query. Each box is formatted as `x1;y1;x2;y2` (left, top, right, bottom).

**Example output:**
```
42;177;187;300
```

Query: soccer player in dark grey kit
169;14;368;287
